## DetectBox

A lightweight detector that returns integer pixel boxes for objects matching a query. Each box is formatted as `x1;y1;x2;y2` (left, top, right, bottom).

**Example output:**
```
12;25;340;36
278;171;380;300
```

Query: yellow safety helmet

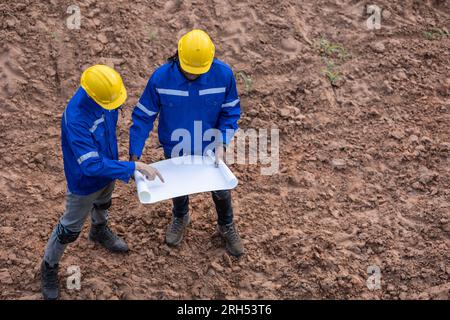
178;29;215;75
80;64;127;110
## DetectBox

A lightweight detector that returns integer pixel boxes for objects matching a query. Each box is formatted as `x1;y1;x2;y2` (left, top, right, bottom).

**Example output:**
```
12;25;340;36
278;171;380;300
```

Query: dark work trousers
165;153;234;225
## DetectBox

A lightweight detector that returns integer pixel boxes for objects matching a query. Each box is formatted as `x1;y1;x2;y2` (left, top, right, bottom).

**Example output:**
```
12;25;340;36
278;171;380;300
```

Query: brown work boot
165;214;190;246
218;222;245;257
89;223;129;253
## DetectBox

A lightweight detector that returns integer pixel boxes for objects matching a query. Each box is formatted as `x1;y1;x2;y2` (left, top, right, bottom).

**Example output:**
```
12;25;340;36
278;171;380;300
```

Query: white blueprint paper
134;153;238;204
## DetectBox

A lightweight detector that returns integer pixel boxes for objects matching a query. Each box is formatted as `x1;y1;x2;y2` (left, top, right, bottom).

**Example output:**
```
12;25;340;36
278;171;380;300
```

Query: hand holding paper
135;162;165;183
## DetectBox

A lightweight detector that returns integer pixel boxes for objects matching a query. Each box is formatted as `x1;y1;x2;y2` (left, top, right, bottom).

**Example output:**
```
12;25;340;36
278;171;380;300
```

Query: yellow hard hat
80;64;127;110
178;29;215;75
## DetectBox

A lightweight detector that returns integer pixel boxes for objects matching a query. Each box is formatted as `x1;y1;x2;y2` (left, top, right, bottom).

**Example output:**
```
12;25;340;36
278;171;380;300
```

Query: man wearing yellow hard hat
129;30;244;257
40;65;164;300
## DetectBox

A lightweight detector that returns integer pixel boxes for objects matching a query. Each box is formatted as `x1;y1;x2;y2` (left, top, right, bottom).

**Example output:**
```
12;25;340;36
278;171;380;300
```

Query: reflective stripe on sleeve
136;102;157;117
221;98;240;108
77;151;99;165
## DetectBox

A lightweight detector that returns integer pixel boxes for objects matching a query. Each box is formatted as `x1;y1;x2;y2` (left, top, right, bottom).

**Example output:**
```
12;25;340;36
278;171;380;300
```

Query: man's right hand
135;162;165;183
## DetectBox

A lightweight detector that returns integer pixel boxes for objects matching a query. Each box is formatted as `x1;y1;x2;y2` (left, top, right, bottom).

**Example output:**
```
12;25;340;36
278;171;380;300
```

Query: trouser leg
91;182;115;226
43;187;103;267
211;190;233;226
172;195;189;217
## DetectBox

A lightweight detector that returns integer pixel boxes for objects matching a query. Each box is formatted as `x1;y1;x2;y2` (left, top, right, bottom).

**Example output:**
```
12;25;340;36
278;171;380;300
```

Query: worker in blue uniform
129;29;244;257
40;65;163;300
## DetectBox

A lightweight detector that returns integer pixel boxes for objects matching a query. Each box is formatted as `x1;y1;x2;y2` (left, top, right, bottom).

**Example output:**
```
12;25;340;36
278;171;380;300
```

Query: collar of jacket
79;87;106;118
172;60;210;86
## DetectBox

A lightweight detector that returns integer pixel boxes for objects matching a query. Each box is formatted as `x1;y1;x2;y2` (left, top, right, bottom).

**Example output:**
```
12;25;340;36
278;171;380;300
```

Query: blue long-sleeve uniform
129;58;241;158
62;87;135;195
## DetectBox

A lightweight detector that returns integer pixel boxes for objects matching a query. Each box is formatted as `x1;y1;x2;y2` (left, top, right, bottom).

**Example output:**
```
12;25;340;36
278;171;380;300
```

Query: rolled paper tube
134;170;152;203
206;149;238;188
218;162;238;187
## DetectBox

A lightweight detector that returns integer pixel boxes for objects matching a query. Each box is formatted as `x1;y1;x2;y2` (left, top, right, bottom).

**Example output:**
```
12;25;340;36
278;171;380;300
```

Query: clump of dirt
0;0;449;299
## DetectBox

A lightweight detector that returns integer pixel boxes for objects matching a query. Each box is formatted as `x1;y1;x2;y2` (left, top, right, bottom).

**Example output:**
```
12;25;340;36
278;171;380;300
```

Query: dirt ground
0;0;449;300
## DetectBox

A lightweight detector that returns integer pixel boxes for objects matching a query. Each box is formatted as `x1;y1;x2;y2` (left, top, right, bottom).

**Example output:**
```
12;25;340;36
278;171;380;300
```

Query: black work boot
41;260;59;300
218;222;245;257
165;214;191;246
89;223;129;252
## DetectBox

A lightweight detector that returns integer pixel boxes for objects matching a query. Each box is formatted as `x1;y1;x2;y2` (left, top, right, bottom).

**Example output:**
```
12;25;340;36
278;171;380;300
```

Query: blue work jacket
129;58;241;158
61;87;135;195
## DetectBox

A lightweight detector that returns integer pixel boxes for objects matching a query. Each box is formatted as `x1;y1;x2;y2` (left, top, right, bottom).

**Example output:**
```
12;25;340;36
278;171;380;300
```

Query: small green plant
47;31;60;41
236;71;253;94
423;28;449;41
322;58;340;86
314;37;351;60
315;37;350;86
146;27;158;41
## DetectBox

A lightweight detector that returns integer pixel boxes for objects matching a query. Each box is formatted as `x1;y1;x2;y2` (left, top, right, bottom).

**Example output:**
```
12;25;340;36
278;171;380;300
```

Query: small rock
442;223;450;233
382;81;394;94
97;33;108;45
0;227;14;235
279;108;290;118
6;19;15;28
0;269;13;284
210;261;224;272
409;135;419;144
3;156;13;164
239;278;252;289
397;71;408;80
93;18;101;27
418;167;438;184
331;159;347;170
411;181;424;190
305;201;316;210
34;154;44;164
371;42;385;53
390;129;405;140
222;254;232;268
92;43;103;54
439;142;449;152
399;292;408;300
281;37;300;52
420;136;433;144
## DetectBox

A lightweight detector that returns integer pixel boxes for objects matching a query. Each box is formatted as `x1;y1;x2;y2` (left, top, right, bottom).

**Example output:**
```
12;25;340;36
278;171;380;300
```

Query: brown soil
0;0;449;299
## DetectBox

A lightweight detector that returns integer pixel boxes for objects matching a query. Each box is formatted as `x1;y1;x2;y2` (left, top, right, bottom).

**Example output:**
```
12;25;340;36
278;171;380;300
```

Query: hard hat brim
179;59;213;75
95;85;127;110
